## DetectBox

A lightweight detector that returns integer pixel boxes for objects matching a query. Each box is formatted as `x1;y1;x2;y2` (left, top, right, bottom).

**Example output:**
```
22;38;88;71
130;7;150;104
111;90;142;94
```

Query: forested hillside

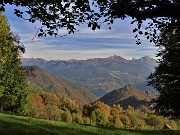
0;0;180;134
24;88;179;130
27;66;98;104
22;56;157;96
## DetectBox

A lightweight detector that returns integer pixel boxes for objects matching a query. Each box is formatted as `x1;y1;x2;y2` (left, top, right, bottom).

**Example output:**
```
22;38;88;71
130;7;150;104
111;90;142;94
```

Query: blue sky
4;5;157;60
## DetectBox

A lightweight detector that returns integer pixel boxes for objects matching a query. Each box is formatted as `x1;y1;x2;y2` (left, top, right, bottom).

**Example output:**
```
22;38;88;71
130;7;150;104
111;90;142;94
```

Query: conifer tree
0;13;28;114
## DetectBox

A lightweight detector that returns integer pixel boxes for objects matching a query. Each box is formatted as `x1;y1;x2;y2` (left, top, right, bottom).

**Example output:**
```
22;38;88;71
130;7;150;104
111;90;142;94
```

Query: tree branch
126;3;180;20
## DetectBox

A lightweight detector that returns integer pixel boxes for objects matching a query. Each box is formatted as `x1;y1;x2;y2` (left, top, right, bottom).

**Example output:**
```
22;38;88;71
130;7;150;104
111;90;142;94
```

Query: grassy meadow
0;113;179;135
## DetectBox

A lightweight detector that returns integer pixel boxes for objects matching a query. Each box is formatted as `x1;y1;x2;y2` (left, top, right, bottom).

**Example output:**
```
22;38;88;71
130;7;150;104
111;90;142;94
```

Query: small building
163;123;173;130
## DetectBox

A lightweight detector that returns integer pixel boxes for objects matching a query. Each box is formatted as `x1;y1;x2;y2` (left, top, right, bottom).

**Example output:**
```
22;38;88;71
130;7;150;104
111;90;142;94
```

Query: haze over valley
22;55;157;97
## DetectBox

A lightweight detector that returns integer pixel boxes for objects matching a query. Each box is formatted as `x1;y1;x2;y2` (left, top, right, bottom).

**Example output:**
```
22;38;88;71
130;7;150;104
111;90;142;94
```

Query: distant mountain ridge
22;56;157;97
27;66;98;104
98;84;157;109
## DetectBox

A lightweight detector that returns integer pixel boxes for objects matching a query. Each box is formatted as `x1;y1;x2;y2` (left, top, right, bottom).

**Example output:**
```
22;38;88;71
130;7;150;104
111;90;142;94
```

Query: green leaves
0;13;28;115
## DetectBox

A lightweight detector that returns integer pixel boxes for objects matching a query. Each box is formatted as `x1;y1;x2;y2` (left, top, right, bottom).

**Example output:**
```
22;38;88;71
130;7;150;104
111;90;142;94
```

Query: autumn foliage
26;90;179;130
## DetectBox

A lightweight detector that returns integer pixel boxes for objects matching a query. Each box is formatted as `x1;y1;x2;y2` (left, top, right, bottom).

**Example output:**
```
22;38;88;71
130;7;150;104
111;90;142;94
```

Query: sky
4;4;157;60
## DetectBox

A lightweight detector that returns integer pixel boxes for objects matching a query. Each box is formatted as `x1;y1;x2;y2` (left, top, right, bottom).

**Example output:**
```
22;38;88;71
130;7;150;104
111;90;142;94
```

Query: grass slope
0;113;179;135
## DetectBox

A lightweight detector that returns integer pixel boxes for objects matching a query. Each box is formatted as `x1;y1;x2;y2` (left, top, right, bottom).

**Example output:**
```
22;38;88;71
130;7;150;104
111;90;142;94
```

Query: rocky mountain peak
22;56;157;97
98;84;157;108
139;56;157;65
123;84;134;90
107;55;125;60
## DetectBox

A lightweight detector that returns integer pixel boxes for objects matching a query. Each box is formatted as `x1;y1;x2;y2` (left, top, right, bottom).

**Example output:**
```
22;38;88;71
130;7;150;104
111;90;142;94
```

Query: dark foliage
148;26;180;119
0;1;180;44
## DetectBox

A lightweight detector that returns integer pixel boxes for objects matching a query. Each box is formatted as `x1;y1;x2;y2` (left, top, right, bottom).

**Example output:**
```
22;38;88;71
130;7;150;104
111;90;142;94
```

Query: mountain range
27;66;98;104
98;84;157;109
22;55;157;97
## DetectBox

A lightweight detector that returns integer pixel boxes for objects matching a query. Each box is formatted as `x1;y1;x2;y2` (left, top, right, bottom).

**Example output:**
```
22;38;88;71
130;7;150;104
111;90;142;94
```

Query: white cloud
23;41;156;60
5;5;157;60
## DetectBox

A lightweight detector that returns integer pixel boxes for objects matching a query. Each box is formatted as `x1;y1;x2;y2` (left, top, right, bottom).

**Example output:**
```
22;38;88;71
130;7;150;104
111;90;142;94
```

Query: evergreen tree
148;27;180;119
0;12;12;78
0;13;28;114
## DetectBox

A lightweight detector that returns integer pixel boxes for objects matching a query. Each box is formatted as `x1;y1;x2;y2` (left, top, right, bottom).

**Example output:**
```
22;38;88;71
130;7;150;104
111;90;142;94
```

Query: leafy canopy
0;0;180;44
148;26;180;119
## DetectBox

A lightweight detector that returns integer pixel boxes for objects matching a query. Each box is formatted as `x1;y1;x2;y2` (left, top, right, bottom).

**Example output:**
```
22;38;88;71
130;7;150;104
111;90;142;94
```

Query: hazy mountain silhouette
22;56;157;97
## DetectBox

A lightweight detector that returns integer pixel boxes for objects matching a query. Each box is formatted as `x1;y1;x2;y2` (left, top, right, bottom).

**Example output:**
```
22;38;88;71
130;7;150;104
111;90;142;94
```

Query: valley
1;3;180;134
22;55;157;97
27;66;157;108
27;66;98;104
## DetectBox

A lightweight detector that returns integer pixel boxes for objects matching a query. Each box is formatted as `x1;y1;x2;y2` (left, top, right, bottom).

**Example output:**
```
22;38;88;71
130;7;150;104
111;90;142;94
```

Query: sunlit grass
0;113;179;135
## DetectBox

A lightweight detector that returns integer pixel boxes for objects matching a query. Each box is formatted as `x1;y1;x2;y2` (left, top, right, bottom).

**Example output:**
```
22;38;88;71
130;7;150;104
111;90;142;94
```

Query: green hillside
0;113;179;135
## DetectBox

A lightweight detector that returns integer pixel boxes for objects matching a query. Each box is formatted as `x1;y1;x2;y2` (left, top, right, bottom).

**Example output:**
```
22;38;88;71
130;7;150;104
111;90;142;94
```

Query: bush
113;117;124;129
44;105;60;120
72;113;83;124
63;110;72;123
146;114;165;130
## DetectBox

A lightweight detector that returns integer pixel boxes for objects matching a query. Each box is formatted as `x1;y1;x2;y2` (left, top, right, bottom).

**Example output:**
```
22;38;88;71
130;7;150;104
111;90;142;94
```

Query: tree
28;93;45;118
0;1;179;44
113;116;124;129
82;104;96;125
146;114;164;130
0;13;28;114
148;27;180;119
1;1;180;118
119;114;131;129
72;113;83;124
0;13;12;105
0;12;14;80
63;110;72;123
44;104;60;120
93;101;110;127
90;111;96;126
40;91;59;106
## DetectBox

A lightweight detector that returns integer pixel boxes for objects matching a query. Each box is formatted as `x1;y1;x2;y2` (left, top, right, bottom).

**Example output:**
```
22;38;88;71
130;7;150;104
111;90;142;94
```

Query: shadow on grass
121;129;180;135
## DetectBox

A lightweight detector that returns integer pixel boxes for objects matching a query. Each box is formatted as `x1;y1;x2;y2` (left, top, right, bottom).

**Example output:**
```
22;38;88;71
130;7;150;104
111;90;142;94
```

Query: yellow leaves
40;91;60;106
